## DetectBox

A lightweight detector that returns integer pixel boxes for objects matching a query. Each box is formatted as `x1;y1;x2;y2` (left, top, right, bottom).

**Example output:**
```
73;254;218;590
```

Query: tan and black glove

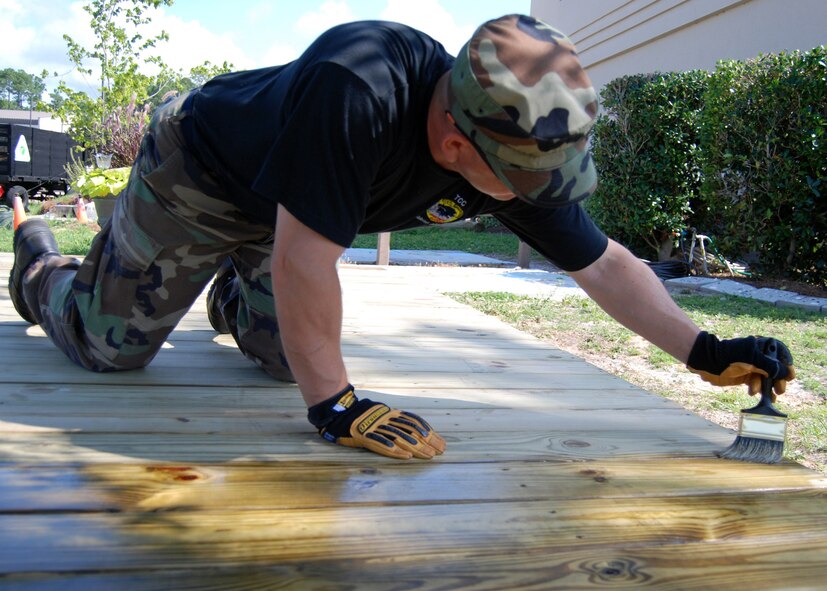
307;384;446;459
687;332;795;399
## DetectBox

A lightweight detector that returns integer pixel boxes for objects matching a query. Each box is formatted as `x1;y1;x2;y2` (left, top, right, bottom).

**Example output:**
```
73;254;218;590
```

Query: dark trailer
0;123;75;209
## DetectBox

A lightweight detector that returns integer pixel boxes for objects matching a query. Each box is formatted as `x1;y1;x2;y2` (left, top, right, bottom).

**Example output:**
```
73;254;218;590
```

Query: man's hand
308;385;446;459
687;332;795;399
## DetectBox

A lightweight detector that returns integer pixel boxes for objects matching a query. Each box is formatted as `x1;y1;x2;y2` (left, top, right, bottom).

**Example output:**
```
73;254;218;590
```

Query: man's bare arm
569;239;699;363
272;205;349;406
569;238;795;395
271;205;446;459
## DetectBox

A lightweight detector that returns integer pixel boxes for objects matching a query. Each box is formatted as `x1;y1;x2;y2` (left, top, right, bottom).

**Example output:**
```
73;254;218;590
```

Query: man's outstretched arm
569;239;794;395
272;205;445;459
569;239;699;363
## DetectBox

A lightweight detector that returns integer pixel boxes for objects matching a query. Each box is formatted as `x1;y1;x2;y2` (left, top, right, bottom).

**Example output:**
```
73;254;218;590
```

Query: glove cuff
307;384;357;429
687;330;742;375
687;332;789;382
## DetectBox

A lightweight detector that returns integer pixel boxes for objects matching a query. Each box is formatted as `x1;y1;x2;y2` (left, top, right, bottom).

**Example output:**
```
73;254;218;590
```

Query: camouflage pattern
0;205;12;229
449;14;598;208
19;92;293;381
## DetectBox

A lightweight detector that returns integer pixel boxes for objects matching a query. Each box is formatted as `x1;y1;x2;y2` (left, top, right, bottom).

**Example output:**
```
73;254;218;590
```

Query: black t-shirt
187;20;608;272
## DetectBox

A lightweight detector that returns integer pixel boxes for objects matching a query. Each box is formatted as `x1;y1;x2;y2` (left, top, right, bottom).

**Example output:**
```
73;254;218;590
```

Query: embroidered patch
426;198;464;224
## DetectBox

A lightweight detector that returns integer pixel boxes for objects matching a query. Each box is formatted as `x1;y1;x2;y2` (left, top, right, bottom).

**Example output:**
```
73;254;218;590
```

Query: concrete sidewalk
341;247;511;268
342;247;827;314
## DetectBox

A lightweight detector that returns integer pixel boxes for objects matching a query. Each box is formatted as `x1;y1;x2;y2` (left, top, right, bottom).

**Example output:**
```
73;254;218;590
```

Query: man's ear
439;112;472;166
440;134;466;165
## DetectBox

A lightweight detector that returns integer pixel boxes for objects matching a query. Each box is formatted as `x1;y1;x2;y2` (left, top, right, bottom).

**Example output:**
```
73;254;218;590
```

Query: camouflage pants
22;92;293;381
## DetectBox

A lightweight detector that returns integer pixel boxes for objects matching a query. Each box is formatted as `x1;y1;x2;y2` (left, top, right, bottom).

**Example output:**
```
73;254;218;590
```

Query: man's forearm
273;258;349;406
570;239;700;363
272;205;350;407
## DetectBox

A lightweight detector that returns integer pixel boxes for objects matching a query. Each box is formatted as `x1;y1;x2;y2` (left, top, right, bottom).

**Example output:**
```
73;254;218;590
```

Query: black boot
9;219;61;324
206;258;235;334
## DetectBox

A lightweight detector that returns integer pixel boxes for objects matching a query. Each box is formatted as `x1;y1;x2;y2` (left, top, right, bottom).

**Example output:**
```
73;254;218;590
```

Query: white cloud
0;0;22;16
2;1;256;92
3;21;37;70
380;0;475;55
244;2;303;68
0;1;97;93
144;10;255;73
295;0;357;39
258;43;302;69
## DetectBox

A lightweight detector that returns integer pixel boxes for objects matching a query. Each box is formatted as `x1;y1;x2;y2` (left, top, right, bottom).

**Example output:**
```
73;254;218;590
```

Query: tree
54;0;174;151
0;69;15;107
52;0;233;163
147;60;233;108
0;68;46;110
19;72;47;109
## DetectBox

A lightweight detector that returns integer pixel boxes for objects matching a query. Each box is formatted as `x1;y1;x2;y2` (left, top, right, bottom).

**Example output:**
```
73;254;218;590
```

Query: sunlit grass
0;218;98;256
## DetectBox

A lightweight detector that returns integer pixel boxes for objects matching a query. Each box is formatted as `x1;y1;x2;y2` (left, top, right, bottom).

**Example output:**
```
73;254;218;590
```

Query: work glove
307;384;446;460
687;332;795;399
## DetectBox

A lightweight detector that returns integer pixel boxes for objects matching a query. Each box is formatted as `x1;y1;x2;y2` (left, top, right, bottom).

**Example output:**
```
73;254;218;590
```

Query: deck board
1;252;826;589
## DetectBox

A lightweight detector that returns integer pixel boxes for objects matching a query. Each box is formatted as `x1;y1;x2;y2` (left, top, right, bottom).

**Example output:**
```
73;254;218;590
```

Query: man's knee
65;344;156;373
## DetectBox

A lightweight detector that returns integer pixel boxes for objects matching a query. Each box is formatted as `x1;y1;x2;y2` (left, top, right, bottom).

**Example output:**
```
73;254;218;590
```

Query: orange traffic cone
75;199;89;224
12;195;27;230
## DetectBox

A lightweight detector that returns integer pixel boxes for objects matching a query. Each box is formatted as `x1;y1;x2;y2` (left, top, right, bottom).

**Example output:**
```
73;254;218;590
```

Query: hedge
699;47;827;285
588;46;827;286
588;71;707;258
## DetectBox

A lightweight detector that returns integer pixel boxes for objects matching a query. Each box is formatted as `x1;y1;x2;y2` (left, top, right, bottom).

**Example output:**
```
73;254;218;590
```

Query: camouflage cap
449;14;598;207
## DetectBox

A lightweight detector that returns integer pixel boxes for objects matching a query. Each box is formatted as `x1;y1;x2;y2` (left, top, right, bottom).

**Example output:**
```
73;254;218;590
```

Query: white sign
14;134;31;162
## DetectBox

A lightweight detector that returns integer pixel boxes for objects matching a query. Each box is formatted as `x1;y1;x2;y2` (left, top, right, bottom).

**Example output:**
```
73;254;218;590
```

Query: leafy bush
72;166;131;198
588;71;708;259
699;47;827;285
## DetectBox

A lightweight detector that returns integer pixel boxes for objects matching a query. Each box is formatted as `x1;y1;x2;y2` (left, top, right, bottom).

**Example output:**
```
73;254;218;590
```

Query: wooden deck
1;252;827;590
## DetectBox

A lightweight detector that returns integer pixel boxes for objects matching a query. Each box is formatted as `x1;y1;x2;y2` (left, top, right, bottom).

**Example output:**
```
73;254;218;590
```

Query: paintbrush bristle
717;435;785;464
717;339;790;464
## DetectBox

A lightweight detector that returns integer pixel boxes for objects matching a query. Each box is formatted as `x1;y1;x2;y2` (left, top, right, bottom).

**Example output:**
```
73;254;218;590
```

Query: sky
2;0;533;97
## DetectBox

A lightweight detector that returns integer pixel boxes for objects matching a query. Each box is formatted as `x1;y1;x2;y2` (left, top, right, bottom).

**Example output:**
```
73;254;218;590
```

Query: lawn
351;226;529;262
1;218;528;261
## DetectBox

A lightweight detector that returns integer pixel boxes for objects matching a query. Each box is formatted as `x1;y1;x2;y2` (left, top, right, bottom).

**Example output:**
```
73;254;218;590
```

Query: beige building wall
531;0;827;93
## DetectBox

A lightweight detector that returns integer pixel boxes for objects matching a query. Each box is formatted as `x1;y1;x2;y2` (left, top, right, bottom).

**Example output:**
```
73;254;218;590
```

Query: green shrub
699;47;827;286
588;71;708;259
72;166;131;198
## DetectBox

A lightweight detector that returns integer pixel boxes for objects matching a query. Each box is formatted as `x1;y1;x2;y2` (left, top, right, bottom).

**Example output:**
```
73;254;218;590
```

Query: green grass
1;199;99;256
2;222;528;261
452;291;827;471
456;292;827;399
0;218;98;256
352;227;532;261
677;295;827;396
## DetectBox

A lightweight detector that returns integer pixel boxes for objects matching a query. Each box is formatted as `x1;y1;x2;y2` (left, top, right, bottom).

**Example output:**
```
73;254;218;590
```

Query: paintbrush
717;339;788;464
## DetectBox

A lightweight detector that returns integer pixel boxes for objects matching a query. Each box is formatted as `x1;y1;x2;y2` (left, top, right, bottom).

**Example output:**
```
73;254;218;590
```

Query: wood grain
1;252;826;589
3;541;827;591
3;491;827;575
1;459;824;513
